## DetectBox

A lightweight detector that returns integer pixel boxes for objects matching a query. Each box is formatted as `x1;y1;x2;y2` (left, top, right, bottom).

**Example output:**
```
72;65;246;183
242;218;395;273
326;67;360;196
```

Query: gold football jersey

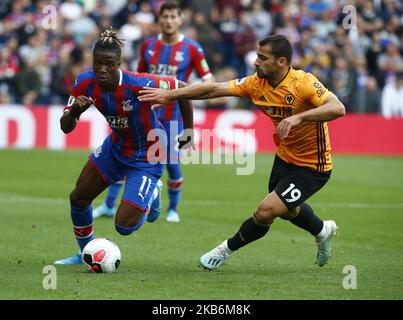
230;68;332;172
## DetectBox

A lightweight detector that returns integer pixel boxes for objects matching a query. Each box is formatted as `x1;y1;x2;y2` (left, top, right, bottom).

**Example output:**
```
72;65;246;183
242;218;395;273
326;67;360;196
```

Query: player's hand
178;129;195;150
138;87;171;109
276;115;302;140
71;96;94;115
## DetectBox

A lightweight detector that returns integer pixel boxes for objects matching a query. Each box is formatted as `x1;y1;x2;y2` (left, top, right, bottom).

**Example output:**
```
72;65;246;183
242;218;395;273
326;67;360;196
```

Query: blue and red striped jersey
64;69;178;162
137;34;212;121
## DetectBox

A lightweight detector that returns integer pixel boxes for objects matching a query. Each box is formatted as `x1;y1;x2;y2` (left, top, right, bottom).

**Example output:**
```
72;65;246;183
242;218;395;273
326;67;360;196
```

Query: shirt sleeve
151;75;178;90
229;75;256;98
190;43;213;80
300;73;331;108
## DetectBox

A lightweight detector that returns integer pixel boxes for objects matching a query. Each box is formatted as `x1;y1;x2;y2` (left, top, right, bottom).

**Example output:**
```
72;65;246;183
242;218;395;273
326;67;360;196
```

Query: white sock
223;240;234;254
315;222;327;238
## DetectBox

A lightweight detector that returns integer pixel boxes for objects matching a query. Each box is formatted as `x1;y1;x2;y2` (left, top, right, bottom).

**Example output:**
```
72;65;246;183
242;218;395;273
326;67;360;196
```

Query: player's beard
256;65;278;81
256;68;271;80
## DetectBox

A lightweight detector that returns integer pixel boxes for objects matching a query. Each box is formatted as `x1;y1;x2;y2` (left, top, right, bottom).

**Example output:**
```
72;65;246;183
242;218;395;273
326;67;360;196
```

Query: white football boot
199;240;234;270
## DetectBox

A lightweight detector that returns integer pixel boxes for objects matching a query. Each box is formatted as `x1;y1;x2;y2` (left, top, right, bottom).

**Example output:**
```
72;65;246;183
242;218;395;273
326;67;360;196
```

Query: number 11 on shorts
138;176;152;202
281;183;302;203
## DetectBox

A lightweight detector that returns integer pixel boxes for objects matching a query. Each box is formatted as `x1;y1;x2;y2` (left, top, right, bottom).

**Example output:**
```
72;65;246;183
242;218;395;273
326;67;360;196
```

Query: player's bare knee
114;219;135;236
115;210;145;236
114;216;131;229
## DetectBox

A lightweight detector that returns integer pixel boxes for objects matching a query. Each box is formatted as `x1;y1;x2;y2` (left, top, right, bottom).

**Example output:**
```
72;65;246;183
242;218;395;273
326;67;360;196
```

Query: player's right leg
54;160;110;265
200;191;287;270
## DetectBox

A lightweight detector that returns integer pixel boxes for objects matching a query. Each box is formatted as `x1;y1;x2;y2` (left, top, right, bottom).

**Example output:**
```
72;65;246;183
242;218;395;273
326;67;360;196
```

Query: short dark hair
159;1;182;16
93;27;125;60
259;35;293;65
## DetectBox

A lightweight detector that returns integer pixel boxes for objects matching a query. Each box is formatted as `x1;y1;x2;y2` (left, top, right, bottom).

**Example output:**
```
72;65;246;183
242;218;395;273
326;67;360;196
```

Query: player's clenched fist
68;96;94;120
72;96;94;112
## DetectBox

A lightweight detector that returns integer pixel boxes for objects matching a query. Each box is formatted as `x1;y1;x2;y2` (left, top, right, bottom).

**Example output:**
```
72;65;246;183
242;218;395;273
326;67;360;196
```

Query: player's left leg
200;191;288;270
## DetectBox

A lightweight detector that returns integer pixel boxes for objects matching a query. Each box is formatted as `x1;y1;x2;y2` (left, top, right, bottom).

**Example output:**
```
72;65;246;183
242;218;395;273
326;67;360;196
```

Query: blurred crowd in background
0;0;403;117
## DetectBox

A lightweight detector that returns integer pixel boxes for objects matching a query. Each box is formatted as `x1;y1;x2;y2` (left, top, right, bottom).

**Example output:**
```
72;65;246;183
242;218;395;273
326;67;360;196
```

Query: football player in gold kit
139;35;345;270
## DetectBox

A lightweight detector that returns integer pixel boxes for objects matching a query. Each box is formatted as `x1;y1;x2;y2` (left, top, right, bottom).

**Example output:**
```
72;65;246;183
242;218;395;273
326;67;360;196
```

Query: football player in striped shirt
93;2;213;223
54;28;193;265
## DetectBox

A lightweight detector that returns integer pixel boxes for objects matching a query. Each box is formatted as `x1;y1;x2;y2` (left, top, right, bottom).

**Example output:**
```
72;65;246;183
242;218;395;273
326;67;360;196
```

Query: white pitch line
0;195;402;209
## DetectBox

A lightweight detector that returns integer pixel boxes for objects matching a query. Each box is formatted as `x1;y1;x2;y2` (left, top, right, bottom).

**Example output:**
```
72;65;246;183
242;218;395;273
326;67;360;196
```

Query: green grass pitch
0;149;402;299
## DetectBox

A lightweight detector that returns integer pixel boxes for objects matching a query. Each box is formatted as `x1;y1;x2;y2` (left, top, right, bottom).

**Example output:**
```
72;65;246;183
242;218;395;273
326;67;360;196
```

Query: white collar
118;69;122;86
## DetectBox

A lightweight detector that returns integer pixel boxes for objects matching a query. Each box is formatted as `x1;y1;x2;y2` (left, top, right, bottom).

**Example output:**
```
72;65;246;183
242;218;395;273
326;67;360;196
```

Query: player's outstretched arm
60;96;93;134
138;81;233;109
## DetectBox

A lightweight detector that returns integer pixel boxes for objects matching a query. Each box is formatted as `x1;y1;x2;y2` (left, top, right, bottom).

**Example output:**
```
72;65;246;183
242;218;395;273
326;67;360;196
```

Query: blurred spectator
18;34;44;65
60;0;83;21
0;47;19;97
313;11;337;40
244;0;272;40
377;42;403;84
233;11;257;77
193;11;222;72
66;11;97;45
135;1;155;25
216;0;242;17
379;15;401;47
217;6;239;69
381;73;403;118
119;14;142;61
331;56;355;112
185;0;215;20
353;56;381;113
113;0;141;28
361;76;382;114
50;48;73;104
15;56;41;105
306;0;332;16
0;87;12;104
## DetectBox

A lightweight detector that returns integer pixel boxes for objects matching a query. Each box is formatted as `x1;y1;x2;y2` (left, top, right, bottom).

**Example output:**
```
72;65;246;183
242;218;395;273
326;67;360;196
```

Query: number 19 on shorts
281;183;302;203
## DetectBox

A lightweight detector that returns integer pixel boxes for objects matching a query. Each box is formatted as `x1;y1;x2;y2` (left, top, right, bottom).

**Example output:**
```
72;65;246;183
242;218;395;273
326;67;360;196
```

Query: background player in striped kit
94;2;213;223
54;28;193;265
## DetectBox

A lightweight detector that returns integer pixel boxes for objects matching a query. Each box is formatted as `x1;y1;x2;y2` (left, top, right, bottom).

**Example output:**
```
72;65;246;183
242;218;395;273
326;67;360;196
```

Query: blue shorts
90;137;164;212
159;119;184;165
